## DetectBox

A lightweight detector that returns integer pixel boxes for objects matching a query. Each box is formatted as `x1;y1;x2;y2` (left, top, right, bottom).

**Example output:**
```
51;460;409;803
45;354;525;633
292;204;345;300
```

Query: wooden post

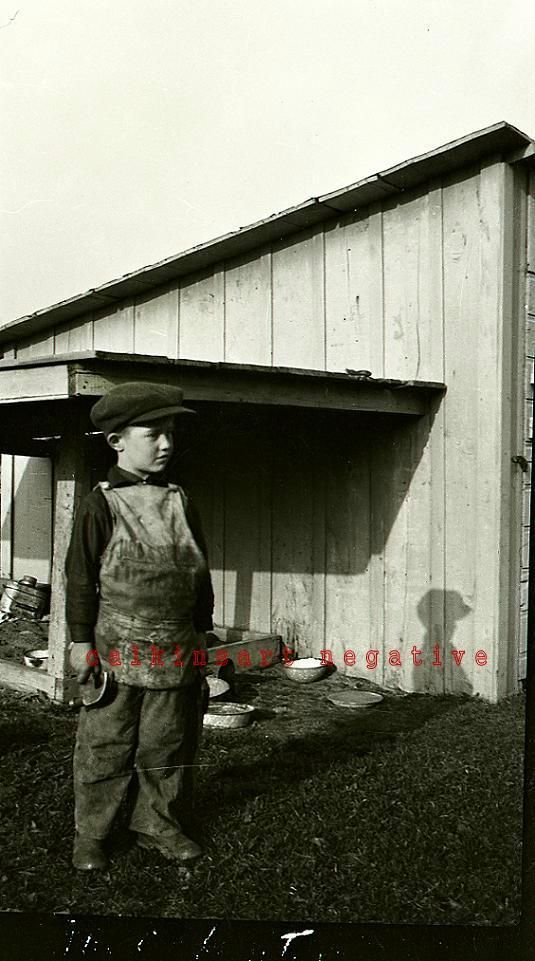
48;410;89;703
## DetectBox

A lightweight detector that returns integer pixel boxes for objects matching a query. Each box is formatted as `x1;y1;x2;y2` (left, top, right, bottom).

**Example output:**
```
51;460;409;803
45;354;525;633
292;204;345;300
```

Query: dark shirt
65;465;215;644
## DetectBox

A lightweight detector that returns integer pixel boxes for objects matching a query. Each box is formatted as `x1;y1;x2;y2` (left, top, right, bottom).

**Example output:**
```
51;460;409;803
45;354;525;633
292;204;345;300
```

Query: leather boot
135;831;202;862
72;834;108;871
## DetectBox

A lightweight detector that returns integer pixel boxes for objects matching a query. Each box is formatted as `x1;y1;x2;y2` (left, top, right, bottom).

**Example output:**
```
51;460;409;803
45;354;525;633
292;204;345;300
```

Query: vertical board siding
473;161;504;695
133;287;179;358
54;316;93;354
324;213;380;375
271;412;325;654
272;232;325;370
504;165;527;695
11;456;52;582
2;162;526;701
518;169;535;678
0;455;14;577
324;419;372;676
0;455;52;583
441;161;511;699
224;252;272;365
15;333;55;360
222;438;272;632
442;168;482;693
382;187;444;382
382;417;441;694
368;427;387;679
381;426;417;692
93;302;135;352
179;270;225;361
196;480;225;629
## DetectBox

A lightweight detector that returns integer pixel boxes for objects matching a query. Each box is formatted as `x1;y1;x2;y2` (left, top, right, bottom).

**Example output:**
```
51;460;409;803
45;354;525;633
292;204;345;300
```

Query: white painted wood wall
1;455;53;582
519;169;535;678
3;156;531;700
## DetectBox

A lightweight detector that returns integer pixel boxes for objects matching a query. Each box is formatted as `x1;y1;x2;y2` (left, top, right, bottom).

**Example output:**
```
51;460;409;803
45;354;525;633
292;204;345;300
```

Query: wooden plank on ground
0;658;55;696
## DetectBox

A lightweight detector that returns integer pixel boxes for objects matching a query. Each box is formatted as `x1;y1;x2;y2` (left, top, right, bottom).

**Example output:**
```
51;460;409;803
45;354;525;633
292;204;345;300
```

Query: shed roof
1;120;533;348
0;349;446;455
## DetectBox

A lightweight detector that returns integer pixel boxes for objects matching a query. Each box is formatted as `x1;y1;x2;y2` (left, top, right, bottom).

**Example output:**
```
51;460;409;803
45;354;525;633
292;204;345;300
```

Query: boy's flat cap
90;382;196;435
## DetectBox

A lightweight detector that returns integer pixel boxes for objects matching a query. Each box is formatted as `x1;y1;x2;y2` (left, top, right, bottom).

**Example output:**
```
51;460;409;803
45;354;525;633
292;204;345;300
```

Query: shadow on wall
174;401;438;645
0;400;441;665
414;589;473;695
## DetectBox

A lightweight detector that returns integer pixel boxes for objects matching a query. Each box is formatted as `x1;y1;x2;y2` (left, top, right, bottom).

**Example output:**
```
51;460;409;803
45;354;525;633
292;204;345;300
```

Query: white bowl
283;657;328;683
23;648;49;670
206;676;230;699
203;703;255;729
328;690;384;709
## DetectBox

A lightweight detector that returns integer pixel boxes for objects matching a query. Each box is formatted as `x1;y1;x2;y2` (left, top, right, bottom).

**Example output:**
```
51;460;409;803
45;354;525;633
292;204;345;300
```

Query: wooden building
0;122;533;703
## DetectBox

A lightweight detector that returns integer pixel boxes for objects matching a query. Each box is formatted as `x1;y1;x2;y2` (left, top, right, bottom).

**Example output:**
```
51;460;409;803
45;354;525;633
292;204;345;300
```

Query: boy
66;382;214;872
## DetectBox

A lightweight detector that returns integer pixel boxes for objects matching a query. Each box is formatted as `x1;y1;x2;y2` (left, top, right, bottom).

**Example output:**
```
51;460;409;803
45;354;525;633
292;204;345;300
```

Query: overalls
73;482;208;842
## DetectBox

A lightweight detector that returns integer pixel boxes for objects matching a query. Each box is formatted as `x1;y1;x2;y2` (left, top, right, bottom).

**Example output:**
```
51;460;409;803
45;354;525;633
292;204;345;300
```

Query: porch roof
0;350;446;456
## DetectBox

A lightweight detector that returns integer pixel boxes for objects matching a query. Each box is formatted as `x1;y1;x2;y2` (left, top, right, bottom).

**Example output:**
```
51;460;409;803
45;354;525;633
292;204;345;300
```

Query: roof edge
1;121;532;348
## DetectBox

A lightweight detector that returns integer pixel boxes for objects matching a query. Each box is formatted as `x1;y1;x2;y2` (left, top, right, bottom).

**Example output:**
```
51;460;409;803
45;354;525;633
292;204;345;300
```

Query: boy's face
108;415;175;478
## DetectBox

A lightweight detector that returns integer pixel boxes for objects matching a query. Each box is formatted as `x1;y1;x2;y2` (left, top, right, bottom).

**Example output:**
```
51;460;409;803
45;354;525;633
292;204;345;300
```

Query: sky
1;0;534;324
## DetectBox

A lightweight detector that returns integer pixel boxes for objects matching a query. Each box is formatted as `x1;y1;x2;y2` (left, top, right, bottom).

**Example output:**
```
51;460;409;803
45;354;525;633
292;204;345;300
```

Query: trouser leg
73;684;142;840
128;678;204;839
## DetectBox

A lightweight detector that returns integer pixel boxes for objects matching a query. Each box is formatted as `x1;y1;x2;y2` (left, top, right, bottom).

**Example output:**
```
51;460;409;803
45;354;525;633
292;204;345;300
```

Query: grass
0;667;525;925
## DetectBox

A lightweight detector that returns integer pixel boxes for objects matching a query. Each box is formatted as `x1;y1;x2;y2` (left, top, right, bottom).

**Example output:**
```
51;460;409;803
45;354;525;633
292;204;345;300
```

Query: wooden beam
0;364;69;402
0;439;57;458
70;361;442;416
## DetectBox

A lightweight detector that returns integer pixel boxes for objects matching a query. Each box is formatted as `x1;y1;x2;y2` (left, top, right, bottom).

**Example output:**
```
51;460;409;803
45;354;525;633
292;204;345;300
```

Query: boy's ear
106;431;124;452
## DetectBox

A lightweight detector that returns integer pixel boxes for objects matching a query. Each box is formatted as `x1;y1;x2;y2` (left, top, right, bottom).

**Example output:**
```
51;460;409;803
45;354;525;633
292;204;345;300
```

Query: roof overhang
0;121;532;348
0;351;446;455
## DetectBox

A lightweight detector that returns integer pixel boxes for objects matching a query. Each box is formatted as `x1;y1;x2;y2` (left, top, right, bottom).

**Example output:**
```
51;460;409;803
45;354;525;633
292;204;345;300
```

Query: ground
0;634;525;927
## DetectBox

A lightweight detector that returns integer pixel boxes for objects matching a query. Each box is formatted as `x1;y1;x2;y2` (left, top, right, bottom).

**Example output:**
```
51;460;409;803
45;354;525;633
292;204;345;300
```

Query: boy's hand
70;642;99;684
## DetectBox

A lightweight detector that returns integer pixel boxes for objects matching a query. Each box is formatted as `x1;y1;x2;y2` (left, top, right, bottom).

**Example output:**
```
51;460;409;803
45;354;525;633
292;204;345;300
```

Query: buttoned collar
107;465;170;488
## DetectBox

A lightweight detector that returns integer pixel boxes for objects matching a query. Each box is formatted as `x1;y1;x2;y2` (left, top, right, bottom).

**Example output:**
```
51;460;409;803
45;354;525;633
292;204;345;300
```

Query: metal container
23;648;49;670
203;703;255;729
0;575;51;620
282;657;328;683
